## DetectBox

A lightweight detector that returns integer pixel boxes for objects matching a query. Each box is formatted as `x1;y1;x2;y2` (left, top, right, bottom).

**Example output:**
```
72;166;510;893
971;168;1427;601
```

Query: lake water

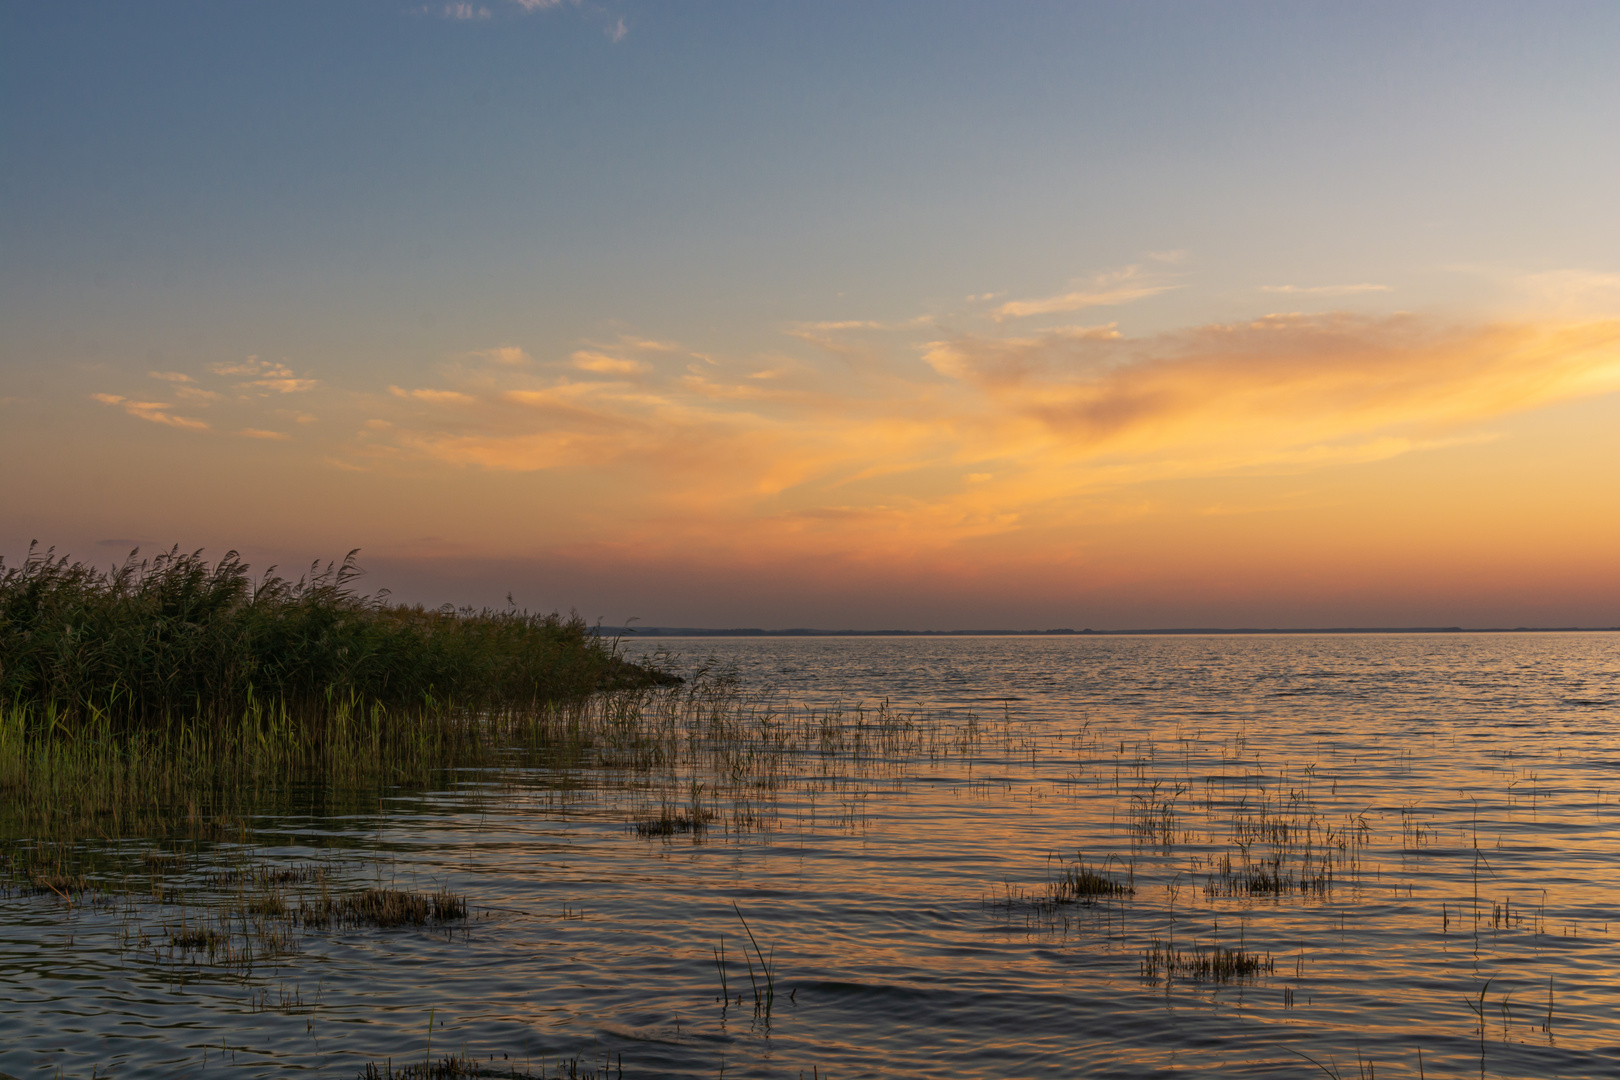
3;633;1618;1078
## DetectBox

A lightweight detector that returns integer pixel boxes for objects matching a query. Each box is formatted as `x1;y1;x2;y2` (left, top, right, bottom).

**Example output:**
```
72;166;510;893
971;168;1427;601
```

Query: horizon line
599;625;1620;638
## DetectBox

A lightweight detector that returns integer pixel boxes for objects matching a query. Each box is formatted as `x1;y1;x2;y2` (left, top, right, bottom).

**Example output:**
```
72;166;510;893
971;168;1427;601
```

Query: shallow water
3;633;1619;1078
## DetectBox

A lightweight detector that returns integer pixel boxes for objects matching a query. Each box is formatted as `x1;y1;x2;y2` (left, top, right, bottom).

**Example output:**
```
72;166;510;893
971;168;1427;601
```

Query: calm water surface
3;634;1618;1078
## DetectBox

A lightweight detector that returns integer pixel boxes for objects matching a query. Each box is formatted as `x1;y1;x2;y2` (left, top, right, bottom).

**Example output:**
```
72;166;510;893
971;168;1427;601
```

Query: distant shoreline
605;626;1620;638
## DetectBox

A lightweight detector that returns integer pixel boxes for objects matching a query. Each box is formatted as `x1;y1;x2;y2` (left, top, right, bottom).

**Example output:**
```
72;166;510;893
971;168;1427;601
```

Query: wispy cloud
465;346;531;366
627;338;683;352
143;370;222;402
442;2;491;19
88;356;323;438
789;316;936;334
607;16;628;42
209;357;318;394
391;386;477;404
995;266;1177;320
1260;283;1392;295
245;373;318;395
91;394;209;431
571;351;649;376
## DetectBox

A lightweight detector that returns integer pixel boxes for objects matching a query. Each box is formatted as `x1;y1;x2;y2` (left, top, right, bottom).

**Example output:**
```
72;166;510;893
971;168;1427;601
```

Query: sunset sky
4;2;1619;628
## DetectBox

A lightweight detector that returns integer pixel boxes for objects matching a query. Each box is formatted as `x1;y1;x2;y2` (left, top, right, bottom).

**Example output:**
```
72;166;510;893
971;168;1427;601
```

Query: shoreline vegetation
0;543;677;853
1;543;676;732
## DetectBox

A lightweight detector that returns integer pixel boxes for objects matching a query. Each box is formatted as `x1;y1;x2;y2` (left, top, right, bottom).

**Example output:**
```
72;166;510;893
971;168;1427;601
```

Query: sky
3;1;1619;629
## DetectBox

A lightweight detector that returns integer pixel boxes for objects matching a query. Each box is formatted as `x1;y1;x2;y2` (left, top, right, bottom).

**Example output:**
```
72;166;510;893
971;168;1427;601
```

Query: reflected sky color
3;2;1619;627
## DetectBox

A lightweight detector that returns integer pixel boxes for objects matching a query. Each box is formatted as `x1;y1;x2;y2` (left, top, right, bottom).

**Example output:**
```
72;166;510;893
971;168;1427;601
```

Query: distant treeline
0;545;671;734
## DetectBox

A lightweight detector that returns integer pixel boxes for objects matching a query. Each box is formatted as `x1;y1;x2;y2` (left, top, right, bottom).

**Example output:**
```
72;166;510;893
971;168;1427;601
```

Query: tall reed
0;543;670;739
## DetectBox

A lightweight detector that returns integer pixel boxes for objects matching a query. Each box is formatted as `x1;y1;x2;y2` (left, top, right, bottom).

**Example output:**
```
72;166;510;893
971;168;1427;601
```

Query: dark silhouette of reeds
359;1049;618;1078
298;887;467;930
0;543;671;736
1140;939;1275;982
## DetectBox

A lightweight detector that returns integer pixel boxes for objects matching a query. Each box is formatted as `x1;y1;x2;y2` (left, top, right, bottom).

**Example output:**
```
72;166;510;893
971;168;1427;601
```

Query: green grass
0;543;671;739
0;542;681;867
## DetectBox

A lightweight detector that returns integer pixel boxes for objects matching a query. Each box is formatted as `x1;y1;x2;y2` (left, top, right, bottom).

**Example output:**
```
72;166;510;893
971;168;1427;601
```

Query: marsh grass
2;651;1007;1017
0;542;667;739
1140;938;1276;983
1048;853;1134;905
0;543;692;885
298;887;468;930
358;1050;618;1079
1;665;993;907
631;810;714;836
131;871;472;978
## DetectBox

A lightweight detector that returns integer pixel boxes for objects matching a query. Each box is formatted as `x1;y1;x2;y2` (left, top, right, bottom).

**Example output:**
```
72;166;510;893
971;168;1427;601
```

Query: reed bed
0;542;687;868
0;543;668;733
1;654;1006;1014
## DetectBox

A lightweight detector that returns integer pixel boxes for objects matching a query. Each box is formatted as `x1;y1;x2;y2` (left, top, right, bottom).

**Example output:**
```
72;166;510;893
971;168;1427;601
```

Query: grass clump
1140;939;1275;983
1048;855;1133;905
358;1049;618;1079
990;852;1134;915
299;887;467;930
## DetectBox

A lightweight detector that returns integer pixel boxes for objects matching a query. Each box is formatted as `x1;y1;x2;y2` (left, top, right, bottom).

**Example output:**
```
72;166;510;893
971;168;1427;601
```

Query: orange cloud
390;386;477;404
923;314;1620;470
92;393;210;431
359;311;1613;565
211;357;318;394
994;265;1177;320
571;351;650;376
1260;283;1391;295
464;346;531;366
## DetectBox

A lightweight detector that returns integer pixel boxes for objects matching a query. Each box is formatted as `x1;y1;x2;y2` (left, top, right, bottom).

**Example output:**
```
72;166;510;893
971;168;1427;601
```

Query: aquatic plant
358;1050;618;1079
1139;938;1275;982
297;887;467;930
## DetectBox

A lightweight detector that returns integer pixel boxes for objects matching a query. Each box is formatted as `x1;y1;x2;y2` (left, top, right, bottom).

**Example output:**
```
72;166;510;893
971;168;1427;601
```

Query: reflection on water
2;633;1618;1078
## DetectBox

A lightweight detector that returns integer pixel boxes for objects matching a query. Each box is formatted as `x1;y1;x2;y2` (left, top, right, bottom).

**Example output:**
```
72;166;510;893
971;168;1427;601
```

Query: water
3;633;1619;1078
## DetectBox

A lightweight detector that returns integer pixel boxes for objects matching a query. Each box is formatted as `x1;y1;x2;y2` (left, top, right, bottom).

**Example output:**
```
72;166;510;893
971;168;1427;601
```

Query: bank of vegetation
1;544;669;733
0;544;677;844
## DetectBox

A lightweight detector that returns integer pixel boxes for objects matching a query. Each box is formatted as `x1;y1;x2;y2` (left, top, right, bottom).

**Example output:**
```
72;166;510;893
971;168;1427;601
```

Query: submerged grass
299;887;468;930
1140;939;1276;983
358;1050;618;1079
